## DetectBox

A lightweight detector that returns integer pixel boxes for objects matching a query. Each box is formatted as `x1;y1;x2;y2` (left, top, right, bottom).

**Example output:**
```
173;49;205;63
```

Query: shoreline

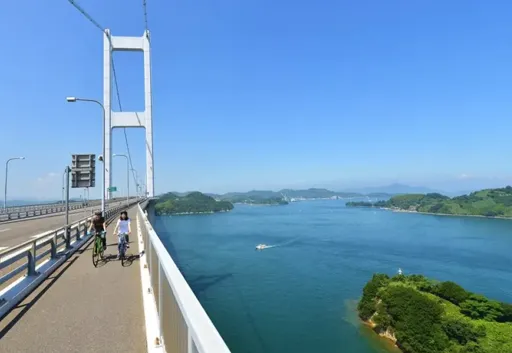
235;203;288;207
155;210;232;216
361;318;400;350
349;205;512;221
384;207;512;221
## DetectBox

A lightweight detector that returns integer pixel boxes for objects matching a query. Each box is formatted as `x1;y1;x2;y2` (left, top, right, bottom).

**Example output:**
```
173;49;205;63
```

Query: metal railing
137;202;231;353
0;197;136;222
0;199;143;319
1;201;85;214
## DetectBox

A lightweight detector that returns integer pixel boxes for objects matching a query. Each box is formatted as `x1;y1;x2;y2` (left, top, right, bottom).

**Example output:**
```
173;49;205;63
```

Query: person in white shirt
113;211;131;258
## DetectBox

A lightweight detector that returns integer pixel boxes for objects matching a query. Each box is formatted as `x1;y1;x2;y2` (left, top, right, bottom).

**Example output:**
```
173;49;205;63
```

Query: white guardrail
0;199;142;319
137;202;231;353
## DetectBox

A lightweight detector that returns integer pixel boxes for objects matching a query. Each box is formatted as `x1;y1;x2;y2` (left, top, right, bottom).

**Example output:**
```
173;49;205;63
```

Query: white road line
0;228;10;233
0;247;8;251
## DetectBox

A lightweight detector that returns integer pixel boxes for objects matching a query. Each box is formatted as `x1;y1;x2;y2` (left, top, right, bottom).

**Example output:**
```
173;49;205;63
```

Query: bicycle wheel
120;239;127;266
92;237;99;267
99;232;105;260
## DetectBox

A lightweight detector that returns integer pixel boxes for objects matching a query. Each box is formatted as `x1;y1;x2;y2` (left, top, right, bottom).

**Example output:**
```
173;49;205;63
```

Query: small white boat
255;244;268;250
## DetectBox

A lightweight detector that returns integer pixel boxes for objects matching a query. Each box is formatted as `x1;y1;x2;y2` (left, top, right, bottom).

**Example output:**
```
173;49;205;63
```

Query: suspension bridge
0;1;230;353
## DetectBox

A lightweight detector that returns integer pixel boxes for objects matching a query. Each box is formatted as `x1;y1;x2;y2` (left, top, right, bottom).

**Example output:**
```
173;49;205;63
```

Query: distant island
358;273;512;353
221;195;289;206
205;188;393;202
154;192;234;215
347;186;512;218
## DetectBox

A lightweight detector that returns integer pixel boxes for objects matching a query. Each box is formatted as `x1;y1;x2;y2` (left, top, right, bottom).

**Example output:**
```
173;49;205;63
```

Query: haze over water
150;200;512;353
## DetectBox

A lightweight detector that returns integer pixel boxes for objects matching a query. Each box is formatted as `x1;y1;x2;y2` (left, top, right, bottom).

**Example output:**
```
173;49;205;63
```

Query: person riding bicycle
113;211;131;258
88;211;107;251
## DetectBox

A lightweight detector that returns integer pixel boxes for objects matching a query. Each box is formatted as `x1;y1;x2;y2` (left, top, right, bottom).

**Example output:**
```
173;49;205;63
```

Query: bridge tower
103;29;154;198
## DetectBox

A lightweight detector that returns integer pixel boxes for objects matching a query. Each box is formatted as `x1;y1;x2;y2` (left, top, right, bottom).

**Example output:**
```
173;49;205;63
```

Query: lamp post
61;169;66;204
4;157;25;211
66;96;106;216
113;154;129;205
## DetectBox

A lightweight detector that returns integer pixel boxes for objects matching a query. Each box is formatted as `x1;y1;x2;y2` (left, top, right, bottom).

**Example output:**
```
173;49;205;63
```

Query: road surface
0;201;127;249
0;207;146;353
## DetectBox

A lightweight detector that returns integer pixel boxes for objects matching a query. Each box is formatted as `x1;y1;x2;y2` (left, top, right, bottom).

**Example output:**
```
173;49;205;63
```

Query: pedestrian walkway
0;208;146;353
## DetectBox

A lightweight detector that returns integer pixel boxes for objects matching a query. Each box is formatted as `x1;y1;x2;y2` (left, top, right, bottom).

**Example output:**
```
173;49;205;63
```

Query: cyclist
113;211;131;258
88;211;107;251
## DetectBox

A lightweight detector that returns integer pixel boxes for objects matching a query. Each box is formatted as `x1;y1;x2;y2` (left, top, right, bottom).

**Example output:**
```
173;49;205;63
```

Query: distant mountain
178;188;396;201
280;188;361;198
351;183;443;195
220;190;278;199
210;188;364;201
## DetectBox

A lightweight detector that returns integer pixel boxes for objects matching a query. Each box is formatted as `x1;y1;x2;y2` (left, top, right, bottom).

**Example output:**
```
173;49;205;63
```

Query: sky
1;0;512;199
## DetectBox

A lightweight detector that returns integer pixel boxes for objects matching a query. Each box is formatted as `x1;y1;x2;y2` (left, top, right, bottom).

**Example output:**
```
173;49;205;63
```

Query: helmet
94;211;102;216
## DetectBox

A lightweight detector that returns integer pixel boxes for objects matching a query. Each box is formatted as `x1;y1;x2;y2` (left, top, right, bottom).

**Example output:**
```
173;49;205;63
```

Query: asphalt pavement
0;207;146;353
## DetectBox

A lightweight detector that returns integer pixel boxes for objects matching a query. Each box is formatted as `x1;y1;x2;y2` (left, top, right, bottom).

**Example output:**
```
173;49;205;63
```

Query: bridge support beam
103;29;154;198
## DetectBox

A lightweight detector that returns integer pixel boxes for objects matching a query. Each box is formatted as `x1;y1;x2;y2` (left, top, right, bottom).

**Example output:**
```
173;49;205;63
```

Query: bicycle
118;232;129;265
91;230;106;267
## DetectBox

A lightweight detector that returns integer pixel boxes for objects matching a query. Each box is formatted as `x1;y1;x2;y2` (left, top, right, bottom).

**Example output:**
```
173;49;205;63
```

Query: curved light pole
4;157;25;211
113;154;129;205
66;96;106;216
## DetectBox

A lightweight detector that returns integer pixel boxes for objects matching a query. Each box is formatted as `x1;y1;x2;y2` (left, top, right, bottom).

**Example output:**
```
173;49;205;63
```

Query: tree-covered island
154;192;234;215
358;273;512;353
347;186;512;218
222;195;289;206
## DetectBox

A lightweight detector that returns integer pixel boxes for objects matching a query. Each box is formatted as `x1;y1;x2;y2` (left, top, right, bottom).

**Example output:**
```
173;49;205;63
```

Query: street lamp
113;154;129;205
61;169;66;204
4;157;25;211
67;96;106;216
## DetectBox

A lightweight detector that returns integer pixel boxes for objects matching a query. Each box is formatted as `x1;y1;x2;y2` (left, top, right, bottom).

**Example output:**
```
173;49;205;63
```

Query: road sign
108;186;117;192
71;154;95;188
71;170;95;188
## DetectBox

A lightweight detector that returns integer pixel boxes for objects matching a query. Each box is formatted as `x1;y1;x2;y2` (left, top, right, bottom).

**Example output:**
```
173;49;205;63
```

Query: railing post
51;231;57;258
75;225;80;242
27;241;38;276
158;261;163;340
188;331;193;353
148;238;152;272
65;227;71;249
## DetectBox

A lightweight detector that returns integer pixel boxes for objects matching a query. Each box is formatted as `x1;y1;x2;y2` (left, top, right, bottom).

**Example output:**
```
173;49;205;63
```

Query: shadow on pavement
0;256;78;339
121;253;141;267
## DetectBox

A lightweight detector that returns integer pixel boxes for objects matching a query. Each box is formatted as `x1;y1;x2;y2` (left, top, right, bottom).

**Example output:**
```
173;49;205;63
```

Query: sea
149;199;512;353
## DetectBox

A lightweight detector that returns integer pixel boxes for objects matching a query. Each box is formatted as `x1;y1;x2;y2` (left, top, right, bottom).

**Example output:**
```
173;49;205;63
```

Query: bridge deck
0;208;146;353
0;201;125;249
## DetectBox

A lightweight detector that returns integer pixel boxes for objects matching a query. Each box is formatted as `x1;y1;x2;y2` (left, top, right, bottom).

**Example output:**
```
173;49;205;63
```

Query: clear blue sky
1;0;512;199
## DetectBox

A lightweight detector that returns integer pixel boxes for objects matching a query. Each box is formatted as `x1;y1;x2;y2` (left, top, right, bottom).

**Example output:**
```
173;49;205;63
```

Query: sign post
64;166;71;249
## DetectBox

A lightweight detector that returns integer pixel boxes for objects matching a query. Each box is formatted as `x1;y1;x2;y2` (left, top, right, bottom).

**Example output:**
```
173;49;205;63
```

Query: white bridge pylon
103;29;154;198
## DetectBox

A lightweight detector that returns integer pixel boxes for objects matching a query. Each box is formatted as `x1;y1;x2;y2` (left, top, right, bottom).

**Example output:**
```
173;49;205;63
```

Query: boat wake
255;236;302;251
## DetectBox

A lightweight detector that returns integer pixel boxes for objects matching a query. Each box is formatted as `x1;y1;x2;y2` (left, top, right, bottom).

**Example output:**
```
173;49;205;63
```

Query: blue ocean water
150;200;512;353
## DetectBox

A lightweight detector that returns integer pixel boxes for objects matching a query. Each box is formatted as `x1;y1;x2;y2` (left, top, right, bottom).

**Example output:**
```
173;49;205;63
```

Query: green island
358;273;512;353
154;192;234;215
346;186;512;218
